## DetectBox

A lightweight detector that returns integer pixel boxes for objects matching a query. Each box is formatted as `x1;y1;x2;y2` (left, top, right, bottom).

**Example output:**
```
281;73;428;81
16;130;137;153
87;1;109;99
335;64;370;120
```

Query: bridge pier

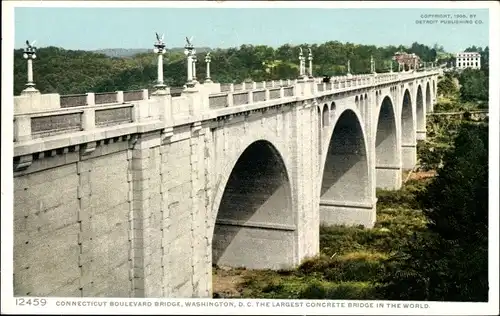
416;129;427;140
401;143;417;169
375;165;403;190
319;200;376;228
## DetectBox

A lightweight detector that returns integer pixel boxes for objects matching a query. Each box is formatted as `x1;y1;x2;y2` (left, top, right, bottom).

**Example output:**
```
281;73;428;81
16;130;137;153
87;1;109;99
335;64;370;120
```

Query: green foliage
377;123;489;302
376;180;427;210
458;68;489;102
420;123;488;241
417;140;449;171
15;41;443;95
298;281;377;300
437;75;459;98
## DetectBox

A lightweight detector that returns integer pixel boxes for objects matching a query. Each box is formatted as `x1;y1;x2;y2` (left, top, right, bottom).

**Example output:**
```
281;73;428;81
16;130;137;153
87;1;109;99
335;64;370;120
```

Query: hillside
93;47;212;58
14;41;487;96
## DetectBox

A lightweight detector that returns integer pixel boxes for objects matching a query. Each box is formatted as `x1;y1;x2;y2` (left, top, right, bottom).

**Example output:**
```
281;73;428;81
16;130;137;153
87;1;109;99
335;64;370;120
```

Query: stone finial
21;40;40;95
153;32;167;91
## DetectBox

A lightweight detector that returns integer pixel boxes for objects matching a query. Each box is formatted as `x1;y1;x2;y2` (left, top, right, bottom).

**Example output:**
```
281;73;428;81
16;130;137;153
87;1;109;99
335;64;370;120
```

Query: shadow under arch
401;89;416;169
211;140;295;270
322;104;329;127
425;81;432;112
375;95;401;190
416;85;425;139
319;109;371;226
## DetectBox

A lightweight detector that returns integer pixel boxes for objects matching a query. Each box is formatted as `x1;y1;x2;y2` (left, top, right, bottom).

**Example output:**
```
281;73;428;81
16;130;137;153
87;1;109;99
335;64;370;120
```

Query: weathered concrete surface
13;71;438;298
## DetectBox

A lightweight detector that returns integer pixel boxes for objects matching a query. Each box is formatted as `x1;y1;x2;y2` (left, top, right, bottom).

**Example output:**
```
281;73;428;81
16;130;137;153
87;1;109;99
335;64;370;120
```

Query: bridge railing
59;89;150;108
217;79;295;94
14;102;142;142
14;69;441;142
208;85;295;109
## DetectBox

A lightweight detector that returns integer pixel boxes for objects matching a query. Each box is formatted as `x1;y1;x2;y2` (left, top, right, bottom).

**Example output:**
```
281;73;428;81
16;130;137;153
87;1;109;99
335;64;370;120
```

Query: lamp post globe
153;48;159;54
32;54;36;59
23;53;28;59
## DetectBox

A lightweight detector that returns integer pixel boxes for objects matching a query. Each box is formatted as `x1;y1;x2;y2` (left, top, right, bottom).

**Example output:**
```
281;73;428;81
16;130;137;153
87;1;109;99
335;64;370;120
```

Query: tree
13;41;447;95
437;75;458;97
458;69;488;102
377;122;489;302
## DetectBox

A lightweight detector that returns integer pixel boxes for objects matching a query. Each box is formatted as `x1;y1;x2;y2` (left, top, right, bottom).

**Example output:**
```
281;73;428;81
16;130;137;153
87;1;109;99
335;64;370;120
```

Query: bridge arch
433;80;437;99
425;81;432;112
319;108;371;226
210;139;295;269
322;104;330;127
416;85;425;140
375;95;401;189
317;107;322;155
401;89;416;169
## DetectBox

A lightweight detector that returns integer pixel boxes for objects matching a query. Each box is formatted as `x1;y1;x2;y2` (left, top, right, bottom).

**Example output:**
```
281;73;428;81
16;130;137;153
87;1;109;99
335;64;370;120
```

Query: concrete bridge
13;65;441;298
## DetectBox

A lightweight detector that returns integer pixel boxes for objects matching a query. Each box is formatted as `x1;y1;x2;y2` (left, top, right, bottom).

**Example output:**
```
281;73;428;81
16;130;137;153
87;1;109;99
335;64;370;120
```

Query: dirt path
212;268;246;298
408;170;436;181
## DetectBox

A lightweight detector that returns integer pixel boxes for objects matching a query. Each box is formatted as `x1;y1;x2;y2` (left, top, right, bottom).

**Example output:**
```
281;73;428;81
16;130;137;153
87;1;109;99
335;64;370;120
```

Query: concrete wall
14;139;133;297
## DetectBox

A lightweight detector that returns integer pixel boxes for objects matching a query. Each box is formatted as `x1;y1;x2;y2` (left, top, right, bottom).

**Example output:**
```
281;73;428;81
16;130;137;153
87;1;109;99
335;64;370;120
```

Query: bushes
458;68;489;102
377;122;489;302
298;281;378;300
376;180;427;209
437;74;459;98
298;253;385;283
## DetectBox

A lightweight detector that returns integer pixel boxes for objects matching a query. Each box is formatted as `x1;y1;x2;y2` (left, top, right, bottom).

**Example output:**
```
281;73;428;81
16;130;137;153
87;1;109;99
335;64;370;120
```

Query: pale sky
14;6;489;53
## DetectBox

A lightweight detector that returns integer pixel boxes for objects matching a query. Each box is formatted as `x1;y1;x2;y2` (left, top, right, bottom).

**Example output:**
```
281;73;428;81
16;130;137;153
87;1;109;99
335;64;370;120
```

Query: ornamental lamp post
21;40;39;95
298;48;306;79
370;55;376;74
347;59;352;78
308;48;313;78
184;36;196;88
205;52;212;83
192;52;198;83
153;32;167;90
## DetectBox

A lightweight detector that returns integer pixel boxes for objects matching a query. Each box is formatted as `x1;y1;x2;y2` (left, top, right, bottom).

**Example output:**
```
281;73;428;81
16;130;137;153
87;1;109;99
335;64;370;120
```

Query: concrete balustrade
13;69;441;143
14;101;148;141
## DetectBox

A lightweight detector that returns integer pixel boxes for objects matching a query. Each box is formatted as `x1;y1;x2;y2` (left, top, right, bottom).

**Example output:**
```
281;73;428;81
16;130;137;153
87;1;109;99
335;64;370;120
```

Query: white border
1;1;499;315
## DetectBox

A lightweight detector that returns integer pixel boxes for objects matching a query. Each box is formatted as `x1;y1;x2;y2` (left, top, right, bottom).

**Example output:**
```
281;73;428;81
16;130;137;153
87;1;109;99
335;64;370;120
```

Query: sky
13;6;490;53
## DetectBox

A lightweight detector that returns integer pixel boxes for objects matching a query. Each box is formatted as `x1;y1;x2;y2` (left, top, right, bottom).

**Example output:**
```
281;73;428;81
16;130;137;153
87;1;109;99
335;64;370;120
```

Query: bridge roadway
13;69;440;298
